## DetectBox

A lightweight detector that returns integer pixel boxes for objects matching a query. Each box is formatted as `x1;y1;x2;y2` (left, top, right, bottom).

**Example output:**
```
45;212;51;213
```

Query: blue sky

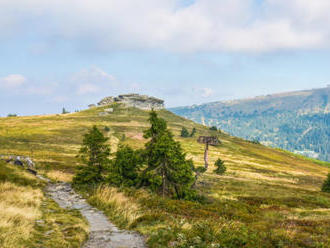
1;0;330;116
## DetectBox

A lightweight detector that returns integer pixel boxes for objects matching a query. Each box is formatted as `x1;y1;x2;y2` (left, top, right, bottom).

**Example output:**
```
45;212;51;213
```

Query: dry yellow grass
90;185;142;226
46;170;74;182
0;181;43;248
0;161;89;248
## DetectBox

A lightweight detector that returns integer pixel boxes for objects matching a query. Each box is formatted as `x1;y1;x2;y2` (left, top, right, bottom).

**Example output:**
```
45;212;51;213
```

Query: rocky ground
39;176;146;248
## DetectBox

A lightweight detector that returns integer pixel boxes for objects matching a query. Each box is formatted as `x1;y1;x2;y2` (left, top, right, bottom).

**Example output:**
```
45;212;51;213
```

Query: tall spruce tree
107;145;143;187
73;125;110;186
143;111;195;199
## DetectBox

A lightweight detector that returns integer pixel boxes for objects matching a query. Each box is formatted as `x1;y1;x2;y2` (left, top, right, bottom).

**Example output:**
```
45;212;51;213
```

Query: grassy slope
0;161;88;248
0;103;329;247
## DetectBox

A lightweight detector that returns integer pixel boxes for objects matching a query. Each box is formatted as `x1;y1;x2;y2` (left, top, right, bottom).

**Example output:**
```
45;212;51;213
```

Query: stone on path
45;182;146;248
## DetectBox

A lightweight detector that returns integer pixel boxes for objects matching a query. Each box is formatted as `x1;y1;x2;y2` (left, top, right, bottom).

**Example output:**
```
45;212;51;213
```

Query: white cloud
0;74;58;96
201;88;214;97
1;0;330;53
0;74;26;88
71;66;117;95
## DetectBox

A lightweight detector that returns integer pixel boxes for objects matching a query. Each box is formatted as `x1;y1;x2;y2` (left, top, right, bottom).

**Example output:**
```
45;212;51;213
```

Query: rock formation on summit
98;94;164;110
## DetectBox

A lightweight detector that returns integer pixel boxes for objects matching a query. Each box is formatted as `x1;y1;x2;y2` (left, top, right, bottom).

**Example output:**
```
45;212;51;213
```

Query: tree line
73;111;226;200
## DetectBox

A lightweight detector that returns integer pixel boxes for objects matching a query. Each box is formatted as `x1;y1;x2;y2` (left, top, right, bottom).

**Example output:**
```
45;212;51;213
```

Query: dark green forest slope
170;86;330;161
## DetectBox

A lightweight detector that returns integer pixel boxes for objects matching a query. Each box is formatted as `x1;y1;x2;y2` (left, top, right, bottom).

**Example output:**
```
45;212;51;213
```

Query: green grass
0;161;88;248
0;103;329;247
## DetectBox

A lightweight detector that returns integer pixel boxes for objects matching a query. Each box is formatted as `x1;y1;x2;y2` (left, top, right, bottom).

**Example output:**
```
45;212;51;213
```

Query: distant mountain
170;86;330;161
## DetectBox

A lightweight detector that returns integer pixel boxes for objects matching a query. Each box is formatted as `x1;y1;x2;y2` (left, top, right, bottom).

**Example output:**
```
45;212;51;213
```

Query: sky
1;0;330;116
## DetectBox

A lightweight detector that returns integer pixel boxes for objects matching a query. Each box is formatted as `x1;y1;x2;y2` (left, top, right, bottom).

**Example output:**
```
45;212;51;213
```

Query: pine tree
181;127;190;137
62;107;69;114
190;127;197;137
214;158;226;175
321;173;330;193
143;111;195;199
73;126;110;186
209;126;217;131
107;145;143;187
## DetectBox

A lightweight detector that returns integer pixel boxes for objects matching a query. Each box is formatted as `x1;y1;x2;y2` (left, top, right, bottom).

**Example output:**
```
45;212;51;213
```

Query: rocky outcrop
1;155;37;174
97;94;164;110
97;96;115;106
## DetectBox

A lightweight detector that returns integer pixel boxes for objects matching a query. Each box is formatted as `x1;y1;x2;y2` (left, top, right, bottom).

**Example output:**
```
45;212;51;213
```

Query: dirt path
39;177;146;248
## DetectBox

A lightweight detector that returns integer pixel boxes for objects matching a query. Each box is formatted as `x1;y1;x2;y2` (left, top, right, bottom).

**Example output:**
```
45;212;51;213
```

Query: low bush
321;173;330;193
214;159;226;175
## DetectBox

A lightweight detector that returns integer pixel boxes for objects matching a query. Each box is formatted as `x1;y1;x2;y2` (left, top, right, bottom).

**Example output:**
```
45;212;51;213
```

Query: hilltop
93;93;164;110
0;101;329;247
170;86;330;161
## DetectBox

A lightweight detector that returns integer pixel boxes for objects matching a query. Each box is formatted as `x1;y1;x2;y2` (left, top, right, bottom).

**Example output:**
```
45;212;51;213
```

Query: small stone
36;219;45;225
45;230;54;235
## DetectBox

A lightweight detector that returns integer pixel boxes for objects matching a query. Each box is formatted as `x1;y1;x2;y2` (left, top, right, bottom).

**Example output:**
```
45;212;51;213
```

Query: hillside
0;103;330;247
170;86;330;161
0;160;88;248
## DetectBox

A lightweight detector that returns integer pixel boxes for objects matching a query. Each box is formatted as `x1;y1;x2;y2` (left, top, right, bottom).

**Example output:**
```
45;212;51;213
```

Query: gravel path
41;178;146;248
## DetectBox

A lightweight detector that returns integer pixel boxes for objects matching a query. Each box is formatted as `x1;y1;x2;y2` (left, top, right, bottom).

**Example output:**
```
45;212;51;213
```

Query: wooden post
204;143;209;169
197;136;220;170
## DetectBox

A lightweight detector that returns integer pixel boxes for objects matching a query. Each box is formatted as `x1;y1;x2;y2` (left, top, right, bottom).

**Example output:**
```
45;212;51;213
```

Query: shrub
251;138;260;144
209;126;217;131
104;126;110;132
180;127;190;137
190;127;197;137
321;173;330;193
72;165;103;186
106;145;143;187
214;158;226;175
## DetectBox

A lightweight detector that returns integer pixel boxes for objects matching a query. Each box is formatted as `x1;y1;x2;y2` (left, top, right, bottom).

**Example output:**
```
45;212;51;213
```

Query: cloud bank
1;0;330;53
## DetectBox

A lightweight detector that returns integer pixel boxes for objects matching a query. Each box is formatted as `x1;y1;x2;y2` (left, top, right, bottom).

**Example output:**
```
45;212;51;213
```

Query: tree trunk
204;143;209;169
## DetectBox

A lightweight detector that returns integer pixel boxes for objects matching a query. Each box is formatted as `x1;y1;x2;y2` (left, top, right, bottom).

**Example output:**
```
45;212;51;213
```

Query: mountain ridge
170;86;330;161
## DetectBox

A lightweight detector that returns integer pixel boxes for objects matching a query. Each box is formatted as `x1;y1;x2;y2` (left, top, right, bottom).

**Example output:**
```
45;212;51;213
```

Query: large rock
97;96;114;106
98;94;164;110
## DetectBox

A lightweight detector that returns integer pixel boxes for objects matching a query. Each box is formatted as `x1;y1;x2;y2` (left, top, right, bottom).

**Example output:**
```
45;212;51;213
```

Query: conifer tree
321;173;330;193
143;111;195;199
73;126;110;185
62;107;69;114
190;127;197;137
107;145;143;187
181;127;190;137
214;158;226;175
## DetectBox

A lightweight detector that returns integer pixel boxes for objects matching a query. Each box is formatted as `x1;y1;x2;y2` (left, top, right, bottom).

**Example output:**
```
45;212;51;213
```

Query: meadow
0;103;329;247
0;161;88;248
